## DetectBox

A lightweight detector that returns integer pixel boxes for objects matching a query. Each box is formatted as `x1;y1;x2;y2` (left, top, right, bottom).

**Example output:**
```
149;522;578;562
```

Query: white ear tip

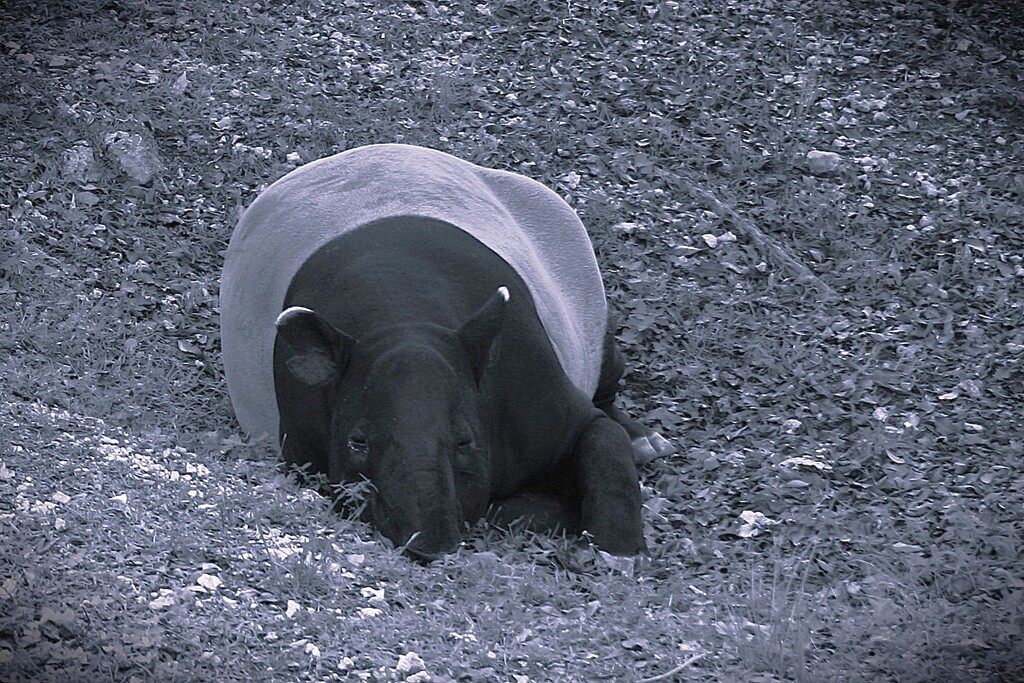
276;306;315;327
497;286;510;302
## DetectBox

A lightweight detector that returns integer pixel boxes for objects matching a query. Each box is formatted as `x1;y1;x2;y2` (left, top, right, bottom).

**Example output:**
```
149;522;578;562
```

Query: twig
636;653;707;683
682;179;839;301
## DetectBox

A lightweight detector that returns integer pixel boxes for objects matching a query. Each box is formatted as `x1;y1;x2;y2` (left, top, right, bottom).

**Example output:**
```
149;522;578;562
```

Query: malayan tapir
220;144;672;560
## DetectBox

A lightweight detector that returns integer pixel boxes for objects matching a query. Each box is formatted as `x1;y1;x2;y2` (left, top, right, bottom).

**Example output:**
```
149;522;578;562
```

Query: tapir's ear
458;287;509;384
275;306;354;387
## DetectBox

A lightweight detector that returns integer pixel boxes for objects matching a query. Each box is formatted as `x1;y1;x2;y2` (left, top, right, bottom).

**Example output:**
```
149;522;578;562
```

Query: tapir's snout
371;492;464;561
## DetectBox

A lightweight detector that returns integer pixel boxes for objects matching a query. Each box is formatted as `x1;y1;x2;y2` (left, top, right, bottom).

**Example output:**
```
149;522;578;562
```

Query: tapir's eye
347;429;370;465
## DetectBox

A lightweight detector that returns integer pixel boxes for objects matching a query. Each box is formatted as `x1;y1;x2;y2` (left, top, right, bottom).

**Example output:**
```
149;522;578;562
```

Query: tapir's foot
597;402;674;465
630;430;675;464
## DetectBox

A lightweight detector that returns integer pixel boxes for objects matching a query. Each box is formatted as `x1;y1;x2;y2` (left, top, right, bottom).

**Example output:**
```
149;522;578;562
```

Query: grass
1;0;1023;680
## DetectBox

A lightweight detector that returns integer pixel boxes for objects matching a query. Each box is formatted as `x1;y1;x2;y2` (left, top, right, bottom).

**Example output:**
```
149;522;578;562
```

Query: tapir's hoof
631;431;675;464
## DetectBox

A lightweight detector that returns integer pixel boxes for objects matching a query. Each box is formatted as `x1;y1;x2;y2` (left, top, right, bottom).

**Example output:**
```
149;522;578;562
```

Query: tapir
220;144;672;559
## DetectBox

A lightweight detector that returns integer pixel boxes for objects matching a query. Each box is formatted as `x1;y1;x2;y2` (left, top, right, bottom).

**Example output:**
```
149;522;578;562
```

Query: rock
104;130;163;184
396;652;425;675
805;149;843;175
63;142;97;181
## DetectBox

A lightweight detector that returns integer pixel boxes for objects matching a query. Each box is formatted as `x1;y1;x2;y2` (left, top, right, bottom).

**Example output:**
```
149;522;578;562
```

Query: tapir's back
220;144;606;440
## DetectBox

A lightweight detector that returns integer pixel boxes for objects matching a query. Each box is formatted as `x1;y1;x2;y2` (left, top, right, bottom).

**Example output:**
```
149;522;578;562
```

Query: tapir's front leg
573;416;647;555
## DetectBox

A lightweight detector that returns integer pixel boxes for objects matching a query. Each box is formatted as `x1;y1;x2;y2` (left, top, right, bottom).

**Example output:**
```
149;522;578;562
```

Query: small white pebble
396;651;425;674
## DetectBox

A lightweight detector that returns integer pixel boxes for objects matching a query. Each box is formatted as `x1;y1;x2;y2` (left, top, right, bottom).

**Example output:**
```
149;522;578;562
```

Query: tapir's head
273;287;509;560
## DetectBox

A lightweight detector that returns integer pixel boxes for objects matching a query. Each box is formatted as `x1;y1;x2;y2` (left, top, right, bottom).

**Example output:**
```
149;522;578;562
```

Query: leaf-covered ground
1;0;1022;681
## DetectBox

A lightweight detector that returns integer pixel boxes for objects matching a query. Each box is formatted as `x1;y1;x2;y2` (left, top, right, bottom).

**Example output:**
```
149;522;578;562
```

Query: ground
1;0;1022;681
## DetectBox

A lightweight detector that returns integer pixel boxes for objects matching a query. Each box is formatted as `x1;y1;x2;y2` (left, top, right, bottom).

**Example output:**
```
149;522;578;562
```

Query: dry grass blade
636;653;708;682
681;178;839;301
